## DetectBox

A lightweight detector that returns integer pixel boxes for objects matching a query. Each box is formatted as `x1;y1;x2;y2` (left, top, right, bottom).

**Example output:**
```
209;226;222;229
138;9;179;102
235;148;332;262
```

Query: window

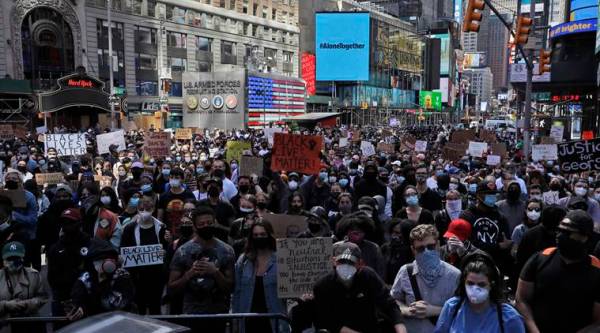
168;57;187;72
96;20;124;42
253;3;258;15
243;4;248;14
136;80;158;96
221;41;237;64
230;0;236;10
147;0;156;17
283;51;293;63
252;24;258;36
264;48;277;61
272;9;277;20
135;53;157;70
262;6;268;19
133;0;143;15
97;49;125;71
196;36;212;52
171;82;183;97
196;61;211;72
167;31;186;48
220;0;225;7
136;26;157;44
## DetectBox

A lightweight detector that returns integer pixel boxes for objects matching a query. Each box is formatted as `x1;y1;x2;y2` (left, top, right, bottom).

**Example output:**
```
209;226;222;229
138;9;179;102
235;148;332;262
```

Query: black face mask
507;188;521;201
53;199;73;213
131;169;143;179
308;223;321;233
550;183;561;191
557;230;587;260
213;169;225;178
257;202;268;210
239;185;250;194
180;225;194;238
4;180;18;190
196;226;215;240
208;186;220;198
253;236;271;249
17;166;27;173
365;172;377;180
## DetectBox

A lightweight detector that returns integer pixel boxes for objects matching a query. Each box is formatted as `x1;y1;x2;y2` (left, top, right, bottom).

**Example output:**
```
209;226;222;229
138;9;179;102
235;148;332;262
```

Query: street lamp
107;0;116;129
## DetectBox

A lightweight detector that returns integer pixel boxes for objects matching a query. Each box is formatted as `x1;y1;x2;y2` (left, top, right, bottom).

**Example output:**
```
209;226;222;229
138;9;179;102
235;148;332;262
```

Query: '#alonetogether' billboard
315;12;370;81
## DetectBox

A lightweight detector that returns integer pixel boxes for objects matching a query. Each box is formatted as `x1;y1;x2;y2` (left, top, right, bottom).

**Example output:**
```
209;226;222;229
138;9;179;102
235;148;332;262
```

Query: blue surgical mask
176;156;182;162
162;169;171;177
319;172;329;181
436;170;444;177
339;179;349;188
196;167;205;174
141;184;153;193
483;194;497;207
406;195;419;206
129;197;139;208
468;183;477;194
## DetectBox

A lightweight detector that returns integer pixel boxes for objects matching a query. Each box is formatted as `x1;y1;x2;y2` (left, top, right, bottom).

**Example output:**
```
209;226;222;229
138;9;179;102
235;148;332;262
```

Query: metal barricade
5;312;291;333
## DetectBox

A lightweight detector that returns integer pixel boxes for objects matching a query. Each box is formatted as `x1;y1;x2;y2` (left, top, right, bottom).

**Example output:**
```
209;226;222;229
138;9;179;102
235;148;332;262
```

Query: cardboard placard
35;173;65;185
540;136;555;144
240;156;264;177
443;147;465;162
263;214;308;239
225;141;251;163
550;125;564;143
468;141;488;158
175;128;193;140
415;140;428;152
486;155;501;166
542;191;560;205
451;129;476;143
361;141;376;157
96;130;126;155
377;142;395;153
400;134;416;151
272;133;323;175
143;132;170;158
479;129;497;143
0;125;14;141
120;245;164;268
14;127;27;139
0;190;26;208
558;138;600;172
532;144;558;161
45;133;87;156
276;237;333;298
94;175;113;188
338;138;349;148
490;143;508;158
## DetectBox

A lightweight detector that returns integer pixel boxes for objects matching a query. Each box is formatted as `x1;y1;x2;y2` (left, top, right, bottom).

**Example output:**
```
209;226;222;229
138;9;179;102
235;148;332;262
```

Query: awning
282;112;339;123
0;79;32;95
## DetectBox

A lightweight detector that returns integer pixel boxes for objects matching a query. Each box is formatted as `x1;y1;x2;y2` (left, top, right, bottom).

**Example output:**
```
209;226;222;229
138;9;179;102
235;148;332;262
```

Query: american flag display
247;75;306;127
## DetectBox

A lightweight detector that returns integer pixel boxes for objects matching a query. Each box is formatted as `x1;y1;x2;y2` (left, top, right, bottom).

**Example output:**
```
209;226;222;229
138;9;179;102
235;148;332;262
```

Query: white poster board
532;144;558;161
360;141;376;157
44;133;86;156
339;137;348;148
468;141;488;158
550;125;564;143
486;155;501;166
264;127;283;146
120;245;164;268
415;140;427;152
96;130;126;154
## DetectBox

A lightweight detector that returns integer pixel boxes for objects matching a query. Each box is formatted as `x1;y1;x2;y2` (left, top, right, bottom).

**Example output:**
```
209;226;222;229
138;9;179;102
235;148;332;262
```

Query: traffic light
463;0;485;32
515;16;533;45
539;49;551;75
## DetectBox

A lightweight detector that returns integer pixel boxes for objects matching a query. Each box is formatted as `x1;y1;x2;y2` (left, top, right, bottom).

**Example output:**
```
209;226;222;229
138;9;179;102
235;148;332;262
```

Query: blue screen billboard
570;0;598;21
315;12;370;81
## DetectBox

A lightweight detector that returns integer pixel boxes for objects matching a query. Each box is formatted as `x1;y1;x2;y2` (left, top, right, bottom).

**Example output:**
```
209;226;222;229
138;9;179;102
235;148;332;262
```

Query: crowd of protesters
0;122;597;333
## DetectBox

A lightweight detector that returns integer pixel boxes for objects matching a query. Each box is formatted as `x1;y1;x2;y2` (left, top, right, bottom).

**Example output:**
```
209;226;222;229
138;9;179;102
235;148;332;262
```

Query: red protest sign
272;133;323;175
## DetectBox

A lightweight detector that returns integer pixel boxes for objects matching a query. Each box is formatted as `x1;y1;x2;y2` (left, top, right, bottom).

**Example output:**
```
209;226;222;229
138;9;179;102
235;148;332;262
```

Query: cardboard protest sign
443;147;465;162
276;237;333;298
225;141;251;163
479;129;497;143
558;138;600;172
0;190;26;208
0;125;14;141
45;133;86;156
36;126;47;134
13;127;27;139
264;127;283;146
532;144;558;161
451;129;476;143
339;138;348;148
400;134;416;151
175;128;193;140
96;130;126;155
550;125;564;143
486;155;501;166
264;214;308;239
35;173;64;185
271;133;323;175
361;141;376;157
93;175;113;188
377;142;395;153
143;132;170;158
240;155;264;176
540;137;555;144
490;143;508;158
468;141;488;158
120;245;164;268
415;140;427;152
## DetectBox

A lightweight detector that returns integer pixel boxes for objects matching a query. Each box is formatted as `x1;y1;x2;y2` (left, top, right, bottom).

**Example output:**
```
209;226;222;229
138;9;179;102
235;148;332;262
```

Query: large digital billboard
433;33;451;75
570;0;598;21
315;12;370;81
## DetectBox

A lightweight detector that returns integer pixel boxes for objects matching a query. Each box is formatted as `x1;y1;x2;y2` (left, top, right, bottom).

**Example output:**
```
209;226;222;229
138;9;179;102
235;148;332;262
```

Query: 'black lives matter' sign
44;134;86;156
558;138;600;172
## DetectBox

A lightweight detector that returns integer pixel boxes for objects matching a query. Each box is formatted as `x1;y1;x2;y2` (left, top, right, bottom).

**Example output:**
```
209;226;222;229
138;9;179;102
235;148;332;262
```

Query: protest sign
35;173;64;185
0;190;26;208
543;191;560;205
400;134;416;151
175;128;193;140
36;126;47;134
96;130;126;155
225;141;251;163
45;133;86;156
558;138;600;172
143;132;170;158
479;129;497;143
276;237;333;298
339;137;348;148
94;175;113;188
209;147;219;158
264;214;308;239
451;129;476;143
14;127;27;139
264;127;283;146
377;142;395;153
0;125;13;141
468;141;488;158
240;155;264;176
120;245;164;268
415;140;427;152
491;143;508;158
532;144;558;161
360;141;376;157
550;125;564;143
486;155;501;166
540;137;555;144
271;133;323;175
443;147;464;162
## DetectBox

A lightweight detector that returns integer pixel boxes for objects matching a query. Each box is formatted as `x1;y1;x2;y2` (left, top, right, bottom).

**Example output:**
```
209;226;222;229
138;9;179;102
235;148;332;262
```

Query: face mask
253;236;271;249
335;264;357;283
319;172;329;182
141;184;153;193
405;195;419;207
239;184;250;193
38;160;46;166
415;248;442;286
449;183;458;191
196;226;215;240
329;176;337;184
257;202;267;210
184;157;191;163
17;166;26;173
4;180;18;190
530;194;542;201
594;194;600;202
138;211;153;222
169;179;181;188
4;258;23;273
214;169;225;178
94;259;117;275
129;197;140;208
308;223;321;233
465;285;490;304
557;230;587;260
231;163;238;170
575;187;588;197
162;169;171;177
468;184;477;194
118;170;127;177
483;194;497;208
527;210;541;221
196;167;205;174
349;169;357;176
550;183;561;191
339;179;349;188
416;175;426;184
100;196;111;205
288;180;298;191
240;207;254;214
446;199;462;216
176;156;182;162
180;225;194;238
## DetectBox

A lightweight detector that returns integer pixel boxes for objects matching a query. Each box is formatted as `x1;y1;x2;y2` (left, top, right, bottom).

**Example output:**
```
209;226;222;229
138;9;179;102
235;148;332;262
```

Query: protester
440;219;479;267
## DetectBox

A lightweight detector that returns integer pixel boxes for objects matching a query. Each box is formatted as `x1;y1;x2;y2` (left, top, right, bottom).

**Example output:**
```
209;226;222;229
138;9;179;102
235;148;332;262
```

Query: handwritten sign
377;142;395;153
264;127;283;146
451;129;476;143
479;129;497;143
0;190;26;208
272;133;323;175
443;147;464;162
0;125;14;141
468;141;488;158
45;133;86;156
264;214;308;239
175;128;193;140
339;137;348;148
240;155;264;177
486;155;501;166
558;138;600;172
542;191;560;205
491;143;508;158
276;237;333;298
400;134;416;151
143;132;170;158
120;245;164;268
94;175;113;188
550;125;564;143
532;144;558;161
415;140;428;152
225;141;251;163
96;130;126;155
361;141;376;157
35;173;64;185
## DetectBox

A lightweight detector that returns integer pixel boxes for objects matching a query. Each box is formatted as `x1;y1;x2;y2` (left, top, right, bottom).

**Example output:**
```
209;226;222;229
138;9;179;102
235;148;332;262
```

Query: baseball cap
562;209;594;236
61;208;82;223
444;219;472;242
2;241;25;259
567;196;588;211
391;161;402;167
131;161;144;169
333;241;362;264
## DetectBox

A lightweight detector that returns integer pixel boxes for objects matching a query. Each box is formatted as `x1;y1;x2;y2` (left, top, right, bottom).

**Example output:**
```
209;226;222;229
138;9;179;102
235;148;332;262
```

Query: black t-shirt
158;190;196;236
520;248;600;333
460;206;510;254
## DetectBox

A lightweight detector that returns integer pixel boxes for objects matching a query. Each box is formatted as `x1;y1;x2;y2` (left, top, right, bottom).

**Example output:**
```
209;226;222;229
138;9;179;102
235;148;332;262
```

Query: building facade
463;67;493;110
0;0;300;128
485;14;511;91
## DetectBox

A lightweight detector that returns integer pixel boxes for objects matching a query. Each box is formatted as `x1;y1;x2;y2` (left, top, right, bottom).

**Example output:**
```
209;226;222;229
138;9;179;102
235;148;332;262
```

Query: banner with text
272;133;323;175
45;134;86;156
558;138;600;172
96;130;126;155
143;132;171;158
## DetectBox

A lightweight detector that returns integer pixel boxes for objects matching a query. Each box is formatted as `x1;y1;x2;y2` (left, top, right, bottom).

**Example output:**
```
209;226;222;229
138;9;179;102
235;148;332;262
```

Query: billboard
597;5;600;54
433;33;451;75
419;91;442;110
463;52;487;68
570;0;598;21
315;12;370;81
247;73;306;128
301;53;316;96
182;71;246;130
549;19;596;39
510;63;551;82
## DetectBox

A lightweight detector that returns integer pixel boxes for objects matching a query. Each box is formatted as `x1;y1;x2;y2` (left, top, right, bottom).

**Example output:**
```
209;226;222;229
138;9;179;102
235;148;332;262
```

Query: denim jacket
232;253;290;333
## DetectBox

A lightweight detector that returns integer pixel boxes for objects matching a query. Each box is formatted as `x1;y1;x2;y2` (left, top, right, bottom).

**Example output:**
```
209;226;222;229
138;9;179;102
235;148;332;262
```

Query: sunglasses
414;243;436;253
527;208;541;212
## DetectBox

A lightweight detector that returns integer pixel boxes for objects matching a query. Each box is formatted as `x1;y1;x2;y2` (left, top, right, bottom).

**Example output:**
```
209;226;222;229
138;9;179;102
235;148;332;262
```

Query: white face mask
336;264;357;283
526;210;541;221
240;207;254;213
595;194;600;202
288;180;298;191
575;187;588;197
465;285;489;304
100;196;111;205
